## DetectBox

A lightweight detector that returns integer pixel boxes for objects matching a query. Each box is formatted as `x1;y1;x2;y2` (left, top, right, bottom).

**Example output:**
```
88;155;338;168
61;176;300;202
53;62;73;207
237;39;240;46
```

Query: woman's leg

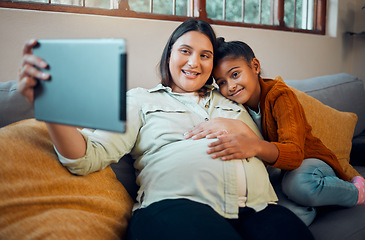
282;158;358;207
228;204;314;240
127;198;242;240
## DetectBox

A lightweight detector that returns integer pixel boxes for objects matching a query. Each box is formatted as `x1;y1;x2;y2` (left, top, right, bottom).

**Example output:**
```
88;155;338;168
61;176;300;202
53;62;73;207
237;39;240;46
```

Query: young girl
17;20;314;239
185;37;365;226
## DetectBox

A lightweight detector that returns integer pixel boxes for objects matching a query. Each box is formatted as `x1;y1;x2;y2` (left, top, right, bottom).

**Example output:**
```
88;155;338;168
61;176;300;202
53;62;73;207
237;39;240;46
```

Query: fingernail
42;73;50;79
40;61;48;68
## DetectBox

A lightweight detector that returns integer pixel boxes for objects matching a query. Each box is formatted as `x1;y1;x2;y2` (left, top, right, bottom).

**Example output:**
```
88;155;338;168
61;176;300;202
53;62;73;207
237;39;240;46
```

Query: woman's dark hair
214;37;257;72
159;18;217;89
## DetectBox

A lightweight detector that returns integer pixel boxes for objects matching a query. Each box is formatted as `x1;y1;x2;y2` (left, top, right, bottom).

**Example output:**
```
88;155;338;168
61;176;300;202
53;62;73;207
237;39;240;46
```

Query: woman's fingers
20;62;49;80
17;76;37;104
23;39;38;55
184;125;206;139
206;129;229;139
17;39;50;104
185;124;229;140
22;53;48;71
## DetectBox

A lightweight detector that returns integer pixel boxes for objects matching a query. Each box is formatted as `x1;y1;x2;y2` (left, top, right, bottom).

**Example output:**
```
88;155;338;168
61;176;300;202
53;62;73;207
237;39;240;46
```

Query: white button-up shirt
57;84;277;219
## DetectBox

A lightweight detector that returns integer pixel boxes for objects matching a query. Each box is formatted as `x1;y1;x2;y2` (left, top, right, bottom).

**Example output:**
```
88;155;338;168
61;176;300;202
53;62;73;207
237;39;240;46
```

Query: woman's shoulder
211;89;246;110
127;87;150;95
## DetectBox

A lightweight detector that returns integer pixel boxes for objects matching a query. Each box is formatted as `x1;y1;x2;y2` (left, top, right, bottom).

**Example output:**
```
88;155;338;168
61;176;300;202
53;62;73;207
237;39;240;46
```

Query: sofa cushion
309;204;365;240
285;73;365;137
0;119;134;240
110;155;139;202
289;86;361;179
0;81;34;128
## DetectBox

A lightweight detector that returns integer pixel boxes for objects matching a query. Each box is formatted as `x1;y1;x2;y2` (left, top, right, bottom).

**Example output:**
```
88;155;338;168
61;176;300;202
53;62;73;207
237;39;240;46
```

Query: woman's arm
17;39;87;159
46;123;86;159
184;117;258;139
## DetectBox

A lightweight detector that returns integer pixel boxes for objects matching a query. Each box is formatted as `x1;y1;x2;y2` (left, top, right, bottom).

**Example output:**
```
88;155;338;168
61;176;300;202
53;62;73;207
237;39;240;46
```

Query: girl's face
169;31;214;93
213;57;261;110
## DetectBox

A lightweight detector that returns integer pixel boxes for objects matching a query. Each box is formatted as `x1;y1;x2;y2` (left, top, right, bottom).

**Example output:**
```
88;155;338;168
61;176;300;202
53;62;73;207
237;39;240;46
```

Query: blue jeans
269;158;358;226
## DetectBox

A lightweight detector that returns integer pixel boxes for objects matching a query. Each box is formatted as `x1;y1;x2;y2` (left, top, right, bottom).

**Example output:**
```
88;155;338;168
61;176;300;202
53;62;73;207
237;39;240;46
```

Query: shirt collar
148;83;171;93
148;83;215;96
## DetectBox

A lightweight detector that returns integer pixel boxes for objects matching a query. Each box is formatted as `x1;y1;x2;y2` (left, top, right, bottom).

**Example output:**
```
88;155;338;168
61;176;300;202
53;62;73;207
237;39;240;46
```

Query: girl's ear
251;58;261;75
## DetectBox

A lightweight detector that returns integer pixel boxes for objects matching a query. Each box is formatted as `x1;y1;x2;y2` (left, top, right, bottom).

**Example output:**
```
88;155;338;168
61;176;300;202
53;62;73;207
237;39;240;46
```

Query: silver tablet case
33;39;126;132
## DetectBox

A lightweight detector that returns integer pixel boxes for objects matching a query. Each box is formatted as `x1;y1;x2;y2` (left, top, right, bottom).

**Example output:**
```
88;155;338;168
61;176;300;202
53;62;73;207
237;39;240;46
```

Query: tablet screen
33;39;127;133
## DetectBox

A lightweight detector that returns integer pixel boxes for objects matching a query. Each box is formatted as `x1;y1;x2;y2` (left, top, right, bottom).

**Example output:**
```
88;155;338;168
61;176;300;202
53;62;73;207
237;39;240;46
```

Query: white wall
1;0;364;90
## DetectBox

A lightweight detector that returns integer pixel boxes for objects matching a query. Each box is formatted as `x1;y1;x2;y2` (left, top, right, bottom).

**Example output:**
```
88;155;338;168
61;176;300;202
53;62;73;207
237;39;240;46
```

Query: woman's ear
251;58;261;75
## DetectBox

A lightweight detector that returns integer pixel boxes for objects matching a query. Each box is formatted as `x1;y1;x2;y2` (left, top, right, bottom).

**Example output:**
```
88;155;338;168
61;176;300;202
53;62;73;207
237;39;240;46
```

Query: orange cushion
289;86;361;178
0;119;134;239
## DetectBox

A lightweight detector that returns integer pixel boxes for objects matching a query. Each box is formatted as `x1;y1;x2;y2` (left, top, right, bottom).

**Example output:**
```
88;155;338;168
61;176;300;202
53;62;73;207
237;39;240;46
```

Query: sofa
0;73;364;239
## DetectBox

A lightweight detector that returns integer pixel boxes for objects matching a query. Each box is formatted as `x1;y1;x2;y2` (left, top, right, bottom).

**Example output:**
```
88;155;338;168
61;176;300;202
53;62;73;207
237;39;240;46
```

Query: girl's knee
282;169;324;205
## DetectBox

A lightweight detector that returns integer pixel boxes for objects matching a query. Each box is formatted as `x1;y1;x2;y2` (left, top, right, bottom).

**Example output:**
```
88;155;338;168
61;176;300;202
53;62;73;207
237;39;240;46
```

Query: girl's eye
217;80;226;86
232;72;239;78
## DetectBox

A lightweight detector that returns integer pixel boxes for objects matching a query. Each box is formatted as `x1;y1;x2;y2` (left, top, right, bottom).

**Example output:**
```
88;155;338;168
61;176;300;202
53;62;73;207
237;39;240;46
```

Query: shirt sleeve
267;88;307;170
56;89;143;175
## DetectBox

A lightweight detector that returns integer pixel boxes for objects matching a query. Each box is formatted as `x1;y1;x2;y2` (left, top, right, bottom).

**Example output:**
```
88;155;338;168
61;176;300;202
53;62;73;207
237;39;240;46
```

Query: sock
351;176;365;205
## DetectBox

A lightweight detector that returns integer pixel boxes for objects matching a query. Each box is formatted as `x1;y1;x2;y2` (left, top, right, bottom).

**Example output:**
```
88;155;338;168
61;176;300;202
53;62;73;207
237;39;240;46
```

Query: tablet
33;39;127;133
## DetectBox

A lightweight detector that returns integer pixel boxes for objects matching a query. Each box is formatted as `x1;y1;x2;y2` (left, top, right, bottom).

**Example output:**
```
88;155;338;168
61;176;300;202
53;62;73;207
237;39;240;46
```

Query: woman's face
168;31;214;93
213;57;261;110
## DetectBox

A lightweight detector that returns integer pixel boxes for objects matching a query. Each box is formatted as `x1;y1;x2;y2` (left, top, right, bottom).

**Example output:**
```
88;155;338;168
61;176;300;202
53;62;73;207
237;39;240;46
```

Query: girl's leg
352;176;365;204
282;158;358;207
127;198;242;240
268;166;316;226
228;204;314;240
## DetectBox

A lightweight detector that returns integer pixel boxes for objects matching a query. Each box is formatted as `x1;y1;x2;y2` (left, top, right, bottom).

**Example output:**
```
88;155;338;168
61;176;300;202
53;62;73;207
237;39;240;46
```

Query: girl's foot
352;176;365;205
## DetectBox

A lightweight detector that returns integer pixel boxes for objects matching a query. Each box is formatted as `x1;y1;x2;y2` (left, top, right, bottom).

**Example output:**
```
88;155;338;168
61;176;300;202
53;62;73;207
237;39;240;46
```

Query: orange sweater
259;78;350;181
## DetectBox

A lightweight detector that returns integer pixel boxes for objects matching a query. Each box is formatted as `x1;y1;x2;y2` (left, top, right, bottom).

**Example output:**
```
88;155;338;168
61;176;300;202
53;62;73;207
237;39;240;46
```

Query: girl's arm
18;39;87;159
207;134;279;164
185;117;278;164
187;86;307;169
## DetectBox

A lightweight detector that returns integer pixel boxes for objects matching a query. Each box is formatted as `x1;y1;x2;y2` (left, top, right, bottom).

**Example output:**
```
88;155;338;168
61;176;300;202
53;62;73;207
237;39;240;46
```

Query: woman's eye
180;49;190;54
201;54;211;59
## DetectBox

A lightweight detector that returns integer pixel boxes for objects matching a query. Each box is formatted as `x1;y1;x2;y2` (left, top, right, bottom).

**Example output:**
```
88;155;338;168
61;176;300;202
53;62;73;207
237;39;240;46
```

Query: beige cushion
0;119;134;240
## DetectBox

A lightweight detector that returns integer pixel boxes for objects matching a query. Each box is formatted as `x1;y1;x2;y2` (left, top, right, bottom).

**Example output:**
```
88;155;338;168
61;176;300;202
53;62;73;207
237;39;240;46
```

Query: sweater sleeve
265;87;308;170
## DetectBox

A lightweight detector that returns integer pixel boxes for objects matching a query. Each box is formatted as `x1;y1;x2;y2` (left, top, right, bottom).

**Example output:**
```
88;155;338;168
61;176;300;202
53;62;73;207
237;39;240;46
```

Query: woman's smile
182;69;200;78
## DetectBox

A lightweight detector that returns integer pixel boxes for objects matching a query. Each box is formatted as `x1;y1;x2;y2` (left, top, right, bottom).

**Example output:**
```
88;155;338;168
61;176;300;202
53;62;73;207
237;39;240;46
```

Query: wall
351;0;365;81
0;0;364;90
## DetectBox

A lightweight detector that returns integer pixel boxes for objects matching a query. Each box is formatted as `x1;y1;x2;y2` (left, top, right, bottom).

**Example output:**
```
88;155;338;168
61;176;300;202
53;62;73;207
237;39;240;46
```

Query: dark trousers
127;199;314;240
